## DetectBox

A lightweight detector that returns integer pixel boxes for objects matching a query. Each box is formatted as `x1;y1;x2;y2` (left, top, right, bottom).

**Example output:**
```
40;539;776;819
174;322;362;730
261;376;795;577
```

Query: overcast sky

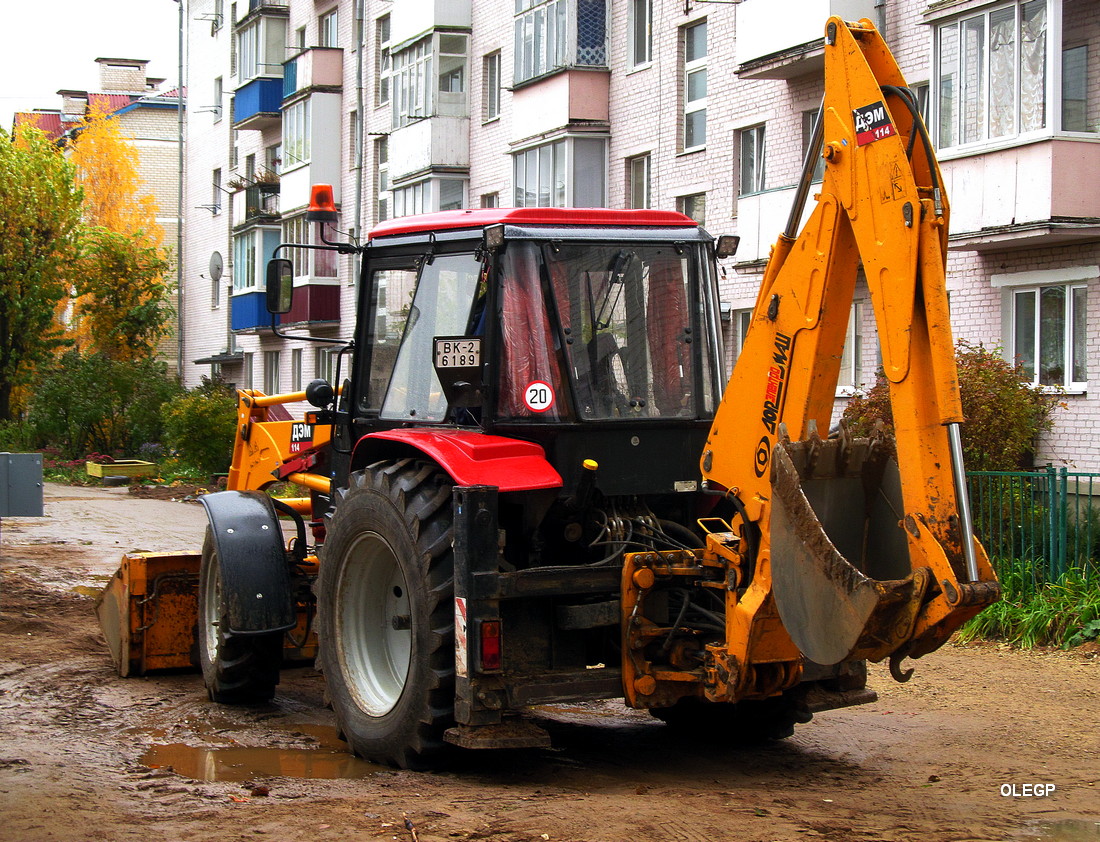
1;0;183;132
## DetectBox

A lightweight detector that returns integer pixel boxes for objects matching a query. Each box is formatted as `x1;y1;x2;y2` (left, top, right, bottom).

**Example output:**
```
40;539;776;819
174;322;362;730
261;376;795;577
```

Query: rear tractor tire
197;528;283;703
317;459;456;770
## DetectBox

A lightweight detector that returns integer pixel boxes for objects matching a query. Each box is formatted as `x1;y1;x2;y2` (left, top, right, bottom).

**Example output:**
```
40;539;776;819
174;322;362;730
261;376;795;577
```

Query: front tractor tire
197;528;283;703
318;459;456;770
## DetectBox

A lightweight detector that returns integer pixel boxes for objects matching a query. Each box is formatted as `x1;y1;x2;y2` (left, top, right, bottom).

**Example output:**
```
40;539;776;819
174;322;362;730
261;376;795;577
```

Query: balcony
731;186;814;265
735;0;876;79
942;139;1100;252
510;68;609;140
285;283;341;325
284;47;343;100
232;185;280;228
389;0;470;48
231;292;277;332
388;116;470;183
233;78;283;130
236;0;288;28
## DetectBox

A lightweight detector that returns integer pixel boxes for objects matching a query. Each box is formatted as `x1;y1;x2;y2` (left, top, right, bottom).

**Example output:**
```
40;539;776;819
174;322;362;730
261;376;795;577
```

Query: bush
27;350;182;458
162;377;239;476
842;341;1060;471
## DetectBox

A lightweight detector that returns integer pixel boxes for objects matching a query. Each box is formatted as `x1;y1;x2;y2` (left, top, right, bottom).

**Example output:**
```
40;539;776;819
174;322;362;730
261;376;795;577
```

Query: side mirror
266;258;294;315
715;235;740;259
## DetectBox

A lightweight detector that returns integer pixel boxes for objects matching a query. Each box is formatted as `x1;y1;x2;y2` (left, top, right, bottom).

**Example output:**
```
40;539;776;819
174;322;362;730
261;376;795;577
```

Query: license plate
434;337;481;368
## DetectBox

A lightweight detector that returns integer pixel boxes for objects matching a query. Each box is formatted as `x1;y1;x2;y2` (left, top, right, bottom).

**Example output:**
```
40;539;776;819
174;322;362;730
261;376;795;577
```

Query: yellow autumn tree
67;104;171;360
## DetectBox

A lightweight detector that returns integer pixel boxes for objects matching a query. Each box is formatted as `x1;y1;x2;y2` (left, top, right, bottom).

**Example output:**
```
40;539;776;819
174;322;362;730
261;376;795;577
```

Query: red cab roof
368;207;699;241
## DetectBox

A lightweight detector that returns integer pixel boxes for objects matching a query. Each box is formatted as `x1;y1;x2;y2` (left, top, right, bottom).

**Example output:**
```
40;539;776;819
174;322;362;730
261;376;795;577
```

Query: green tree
0;127;83;420
162;378;239;476
29;350;182;458
73;227;172;360
68;104;172;360
842;341;1060;471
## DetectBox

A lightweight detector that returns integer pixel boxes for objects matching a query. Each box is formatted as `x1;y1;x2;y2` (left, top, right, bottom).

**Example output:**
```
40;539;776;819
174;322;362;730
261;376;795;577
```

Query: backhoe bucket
95;553;201;677
769;432;932;666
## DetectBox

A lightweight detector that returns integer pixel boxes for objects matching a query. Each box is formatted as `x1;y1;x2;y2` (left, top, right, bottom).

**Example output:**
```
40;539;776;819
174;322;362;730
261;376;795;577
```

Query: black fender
199;490;296;635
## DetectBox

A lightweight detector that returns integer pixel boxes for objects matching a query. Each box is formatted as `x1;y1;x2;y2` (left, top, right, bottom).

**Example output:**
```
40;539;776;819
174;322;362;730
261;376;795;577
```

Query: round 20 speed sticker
523;381;554;413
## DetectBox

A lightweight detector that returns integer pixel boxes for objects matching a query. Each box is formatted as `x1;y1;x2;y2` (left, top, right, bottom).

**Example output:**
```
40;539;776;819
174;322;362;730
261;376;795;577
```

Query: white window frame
677;192;705;225
244;352;254;390
236;17;287;84
512;136;607;208
683;20;707;151
483;50;502;122
376;15;391;108
801;109;825;182
264;350;281;395
392;176;469;217
628;0;651;70
284;213;338;279
628;153;650;209
376;137;390;222
514;0;568;84
319;8;339;48
291;348;303;392
995;266;1094;392
837;301;864;395
932;0;1049;150
233;230;258;291
283;99;311;168
739;124;766;195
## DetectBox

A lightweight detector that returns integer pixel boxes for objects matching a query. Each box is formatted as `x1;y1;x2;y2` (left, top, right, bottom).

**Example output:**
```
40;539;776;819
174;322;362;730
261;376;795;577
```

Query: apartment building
183;0;1100;468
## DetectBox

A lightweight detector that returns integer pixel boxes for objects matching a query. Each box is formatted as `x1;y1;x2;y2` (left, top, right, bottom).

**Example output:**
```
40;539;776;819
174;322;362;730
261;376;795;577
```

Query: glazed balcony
736;0;876;79
283;47;343;100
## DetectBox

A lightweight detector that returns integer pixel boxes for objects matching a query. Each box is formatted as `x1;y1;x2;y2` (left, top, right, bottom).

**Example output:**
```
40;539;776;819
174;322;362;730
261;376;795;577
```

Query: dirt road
0;484;1096;842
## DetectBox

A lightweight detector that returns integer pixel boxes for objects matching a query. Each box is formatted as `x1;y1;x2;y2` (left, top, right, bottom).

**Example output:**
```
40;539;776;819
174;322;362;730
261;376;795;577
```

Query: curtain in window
1019;0;1047;133
989;8;1015;138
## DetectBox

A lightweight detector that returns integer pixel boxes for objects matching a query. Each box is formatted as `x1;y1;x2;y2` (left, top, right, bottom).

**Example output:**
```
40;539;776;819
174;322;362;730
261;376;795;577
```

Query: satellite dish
209;251;223;282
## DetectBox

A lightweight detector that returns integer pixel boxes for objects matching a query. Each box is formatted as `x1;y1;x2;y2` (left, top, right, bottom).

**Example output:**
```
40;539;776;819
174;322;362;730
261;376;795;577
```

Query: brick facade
183;0;1100;468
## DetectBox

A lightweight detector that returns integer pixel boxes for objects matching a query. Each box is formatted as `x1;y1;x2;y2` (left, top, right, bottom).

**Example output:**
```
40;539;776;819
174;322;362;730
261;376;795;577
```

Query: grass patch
958;557;1100;649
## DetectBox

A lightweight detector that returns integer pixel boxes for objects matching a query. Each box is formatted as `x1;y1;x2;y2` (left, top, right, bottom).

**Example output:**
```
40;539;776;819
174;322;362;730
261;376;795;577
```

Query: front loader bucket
95;553;201;676
769;432;933;666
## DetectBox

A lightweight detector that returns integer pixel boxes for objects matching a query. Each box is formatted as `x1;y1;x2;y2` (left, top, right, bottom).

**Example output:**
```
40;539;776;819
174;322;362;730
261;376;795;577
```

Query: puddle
1019;819;1100;841
142;724;382;782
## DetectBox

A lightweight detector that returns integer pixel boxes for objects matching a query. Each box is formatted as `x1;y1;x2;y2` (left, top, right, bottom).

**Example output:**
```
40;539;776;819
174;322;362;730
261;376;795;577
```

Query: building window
212;0;224;32
934;0;1046;148
213;76;223;121
236;17;287;83
376;15;391;107
391;33;468;129
801;110;825;182
629;0;651;69
730;307;752;366
739;124;766;195
296;26;306;52
316;347;337;382
1062;44;1088;132
481;192;499;208
265;142;281;174
285;214;337;278
291;348;303;391
319;8;339;48
244;352;254;389
233;228;280;291
683;20;707;150
283;99;311;167
513;0;606;85
628;154;650;209
212;168;223;213
392;177;468;217
678;193;705;225
483;51;501;121
376;137;390;222
264;350;281;395
1012;284;1087;389
838;301;864;393
513;136;607;208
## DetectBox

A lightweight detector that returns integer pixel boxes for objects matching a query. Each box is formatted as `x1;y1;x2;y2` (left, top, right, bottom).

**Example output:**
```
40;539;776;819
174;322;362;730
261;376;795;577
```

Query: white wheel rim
337;531;412;716
201;556;222;659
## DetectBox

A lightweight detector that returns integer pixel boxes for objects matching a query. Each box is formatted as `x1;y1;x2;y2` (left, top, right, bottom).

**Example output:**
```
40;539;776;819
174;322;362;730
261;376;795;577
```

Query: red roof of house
88;93;138;114
12;111;65;143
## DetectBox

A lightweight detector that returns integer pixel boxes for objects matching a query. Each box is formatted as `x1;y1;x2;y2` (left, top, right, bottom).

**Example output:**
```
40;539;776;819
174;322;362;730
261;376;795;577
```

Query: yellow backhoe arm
701;18;999;679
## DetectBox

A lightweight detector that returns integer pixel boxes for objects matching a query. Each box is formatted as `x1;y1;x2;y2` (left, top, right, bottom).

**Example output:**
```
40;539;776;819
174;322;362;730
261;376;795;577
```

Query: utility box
0;452;44;517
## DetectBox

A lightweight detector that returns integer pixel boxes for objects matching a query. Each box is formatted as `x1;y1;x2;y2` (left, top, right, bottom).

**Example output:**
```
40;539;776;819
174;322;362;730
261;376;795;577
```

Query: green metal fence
968;468;1100;582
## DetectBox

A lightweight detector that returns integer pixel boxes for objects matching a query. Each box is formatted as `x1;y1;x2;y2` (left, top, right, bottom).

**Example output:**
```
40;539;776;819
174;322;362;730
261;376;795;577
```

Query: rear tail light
479;619;502;672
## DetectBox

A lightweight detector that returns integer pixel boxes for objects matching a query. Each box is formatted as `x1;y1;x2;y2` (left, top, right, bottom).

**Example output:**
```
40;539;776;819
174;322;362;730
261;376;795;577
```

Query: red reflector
479;619;502;671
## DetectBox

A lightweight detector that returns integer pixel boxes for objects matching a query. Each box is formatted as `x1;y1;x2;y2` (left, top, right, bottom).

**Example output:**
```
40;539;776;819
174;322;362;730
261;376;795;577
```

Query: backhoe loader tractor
97;17;1000;769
